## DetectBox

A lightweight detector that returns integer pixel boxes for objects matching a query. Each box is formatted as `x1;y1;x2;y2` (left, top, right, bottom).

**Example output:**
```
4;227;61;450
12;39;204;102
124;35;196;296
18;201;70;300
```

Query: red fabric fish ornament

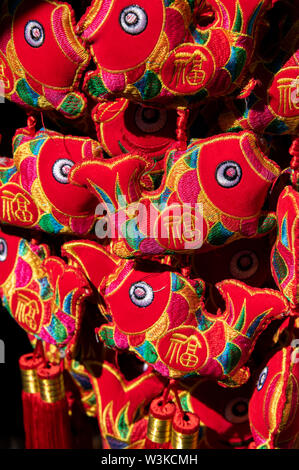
70;131;281;257
62;240;289;386
0;127;101;235
78;0;275;106
0;0;90;118
0;227;92;355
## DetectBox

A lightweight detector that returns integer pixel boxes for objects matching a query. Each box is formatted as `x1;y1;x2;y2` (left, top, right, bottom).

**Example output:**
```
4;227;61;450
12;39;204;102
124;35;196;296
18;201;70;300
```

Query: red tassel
19;343;45;449
170;410;200;449
35;361;72;449
145;396;176;449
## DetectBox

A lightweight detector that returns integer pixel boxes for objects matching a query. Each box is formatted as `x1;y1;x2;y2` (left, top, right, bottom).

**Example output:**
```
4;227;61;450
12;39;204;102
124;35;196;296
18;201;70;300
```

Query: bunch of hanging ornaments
0;0;298;450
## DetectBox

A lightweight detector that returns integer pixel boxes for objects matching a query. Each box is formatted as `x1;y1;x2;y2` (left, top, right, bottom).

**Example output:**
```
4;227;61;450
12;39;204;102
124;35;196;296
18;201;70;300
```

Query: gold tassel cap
37;363;65;404
147;397;176;444
171;410;200;449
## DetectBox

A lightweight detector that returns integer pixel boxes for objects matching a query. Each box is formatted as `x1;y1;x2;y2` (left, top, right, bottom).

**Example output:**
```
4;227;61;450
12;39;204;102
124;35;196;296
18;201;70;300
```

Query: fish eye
129;281;154;307
0;238;7;262
215;161;242;188
224;397;249;424
24;21;45;48
229;250;259;280
135;106;167;133
52;158;75;184
256;366;268;391
119;5;148;35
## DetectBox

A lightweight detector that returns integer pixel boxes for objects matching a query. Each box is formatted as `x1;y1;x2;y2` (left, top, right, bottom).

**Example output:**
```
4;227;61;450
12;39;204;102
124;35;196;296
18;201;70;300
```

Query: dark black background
0;100;33;449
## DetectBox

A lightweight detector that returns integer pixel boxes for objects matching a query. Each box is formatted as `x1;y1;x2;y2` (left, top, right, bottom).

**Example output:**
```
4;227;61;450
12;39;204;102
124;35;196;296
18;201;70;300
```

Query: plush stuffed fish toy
78;0;275;105
0;127;102;235
62;240;289;385
0;227;92;354
70;130;281;257
0;0;90;118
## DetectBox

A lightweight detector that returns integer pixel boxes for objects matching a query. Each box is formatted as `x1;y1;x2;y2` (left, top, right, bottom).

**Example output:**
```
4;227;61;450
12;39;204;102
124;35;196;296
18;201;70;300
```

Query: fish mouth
75;0;111;38
53;5;90;65
241;133;281;183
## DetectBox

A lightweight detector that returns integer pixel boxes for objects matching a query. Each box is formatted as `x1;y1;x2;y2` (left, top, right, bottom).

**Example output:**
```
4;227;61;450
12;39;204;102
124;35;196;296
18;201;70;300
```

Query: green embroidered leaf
180;393;191;412
29;137;46;156
86;75;108;97
194;279;204;298
55;287;60;307
59;93;84;117
172;273;185;292
207;222;234;245
38;277;53;301
246;312;266;338
99;326;116;348
184;149;199;169
0;165;17;184
257;214;277;234
46;315;67;344
134;71;162;100
136;341;158;364
234;301;246;332
124;219;144;250
16;79;39;107
265;118;288;134
39;214;64;234
118;408;130;440
272;248;287;284
281;215;289;248
196;310;213;331
13;135;24;153
233;2;243;33
18;239;29;257
115;178;126;208
88;395;96;405
217;342;242;374
246;2;263;35
191;28;210;45
225;47;247;82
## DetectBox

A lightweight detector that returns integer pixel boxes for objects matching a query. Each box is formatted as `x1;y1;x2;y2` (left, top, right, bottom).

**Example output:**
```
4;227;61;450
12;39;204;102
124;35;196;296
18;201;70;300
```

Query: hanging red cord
26;113;37;137
170;382;200;449
176;107;190;151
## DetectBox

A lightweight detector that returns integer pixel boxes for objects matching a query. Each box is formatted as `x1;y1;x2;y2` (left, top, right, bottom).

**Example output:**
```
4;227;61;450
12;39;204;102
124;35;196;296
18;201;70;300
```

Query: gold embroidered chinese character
171;50;207;88
165;333;201;368
180;338;200;368
15;293;38;331
277;77;299;115
2;190;33;223
182;212;201;244
161;213;182;247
